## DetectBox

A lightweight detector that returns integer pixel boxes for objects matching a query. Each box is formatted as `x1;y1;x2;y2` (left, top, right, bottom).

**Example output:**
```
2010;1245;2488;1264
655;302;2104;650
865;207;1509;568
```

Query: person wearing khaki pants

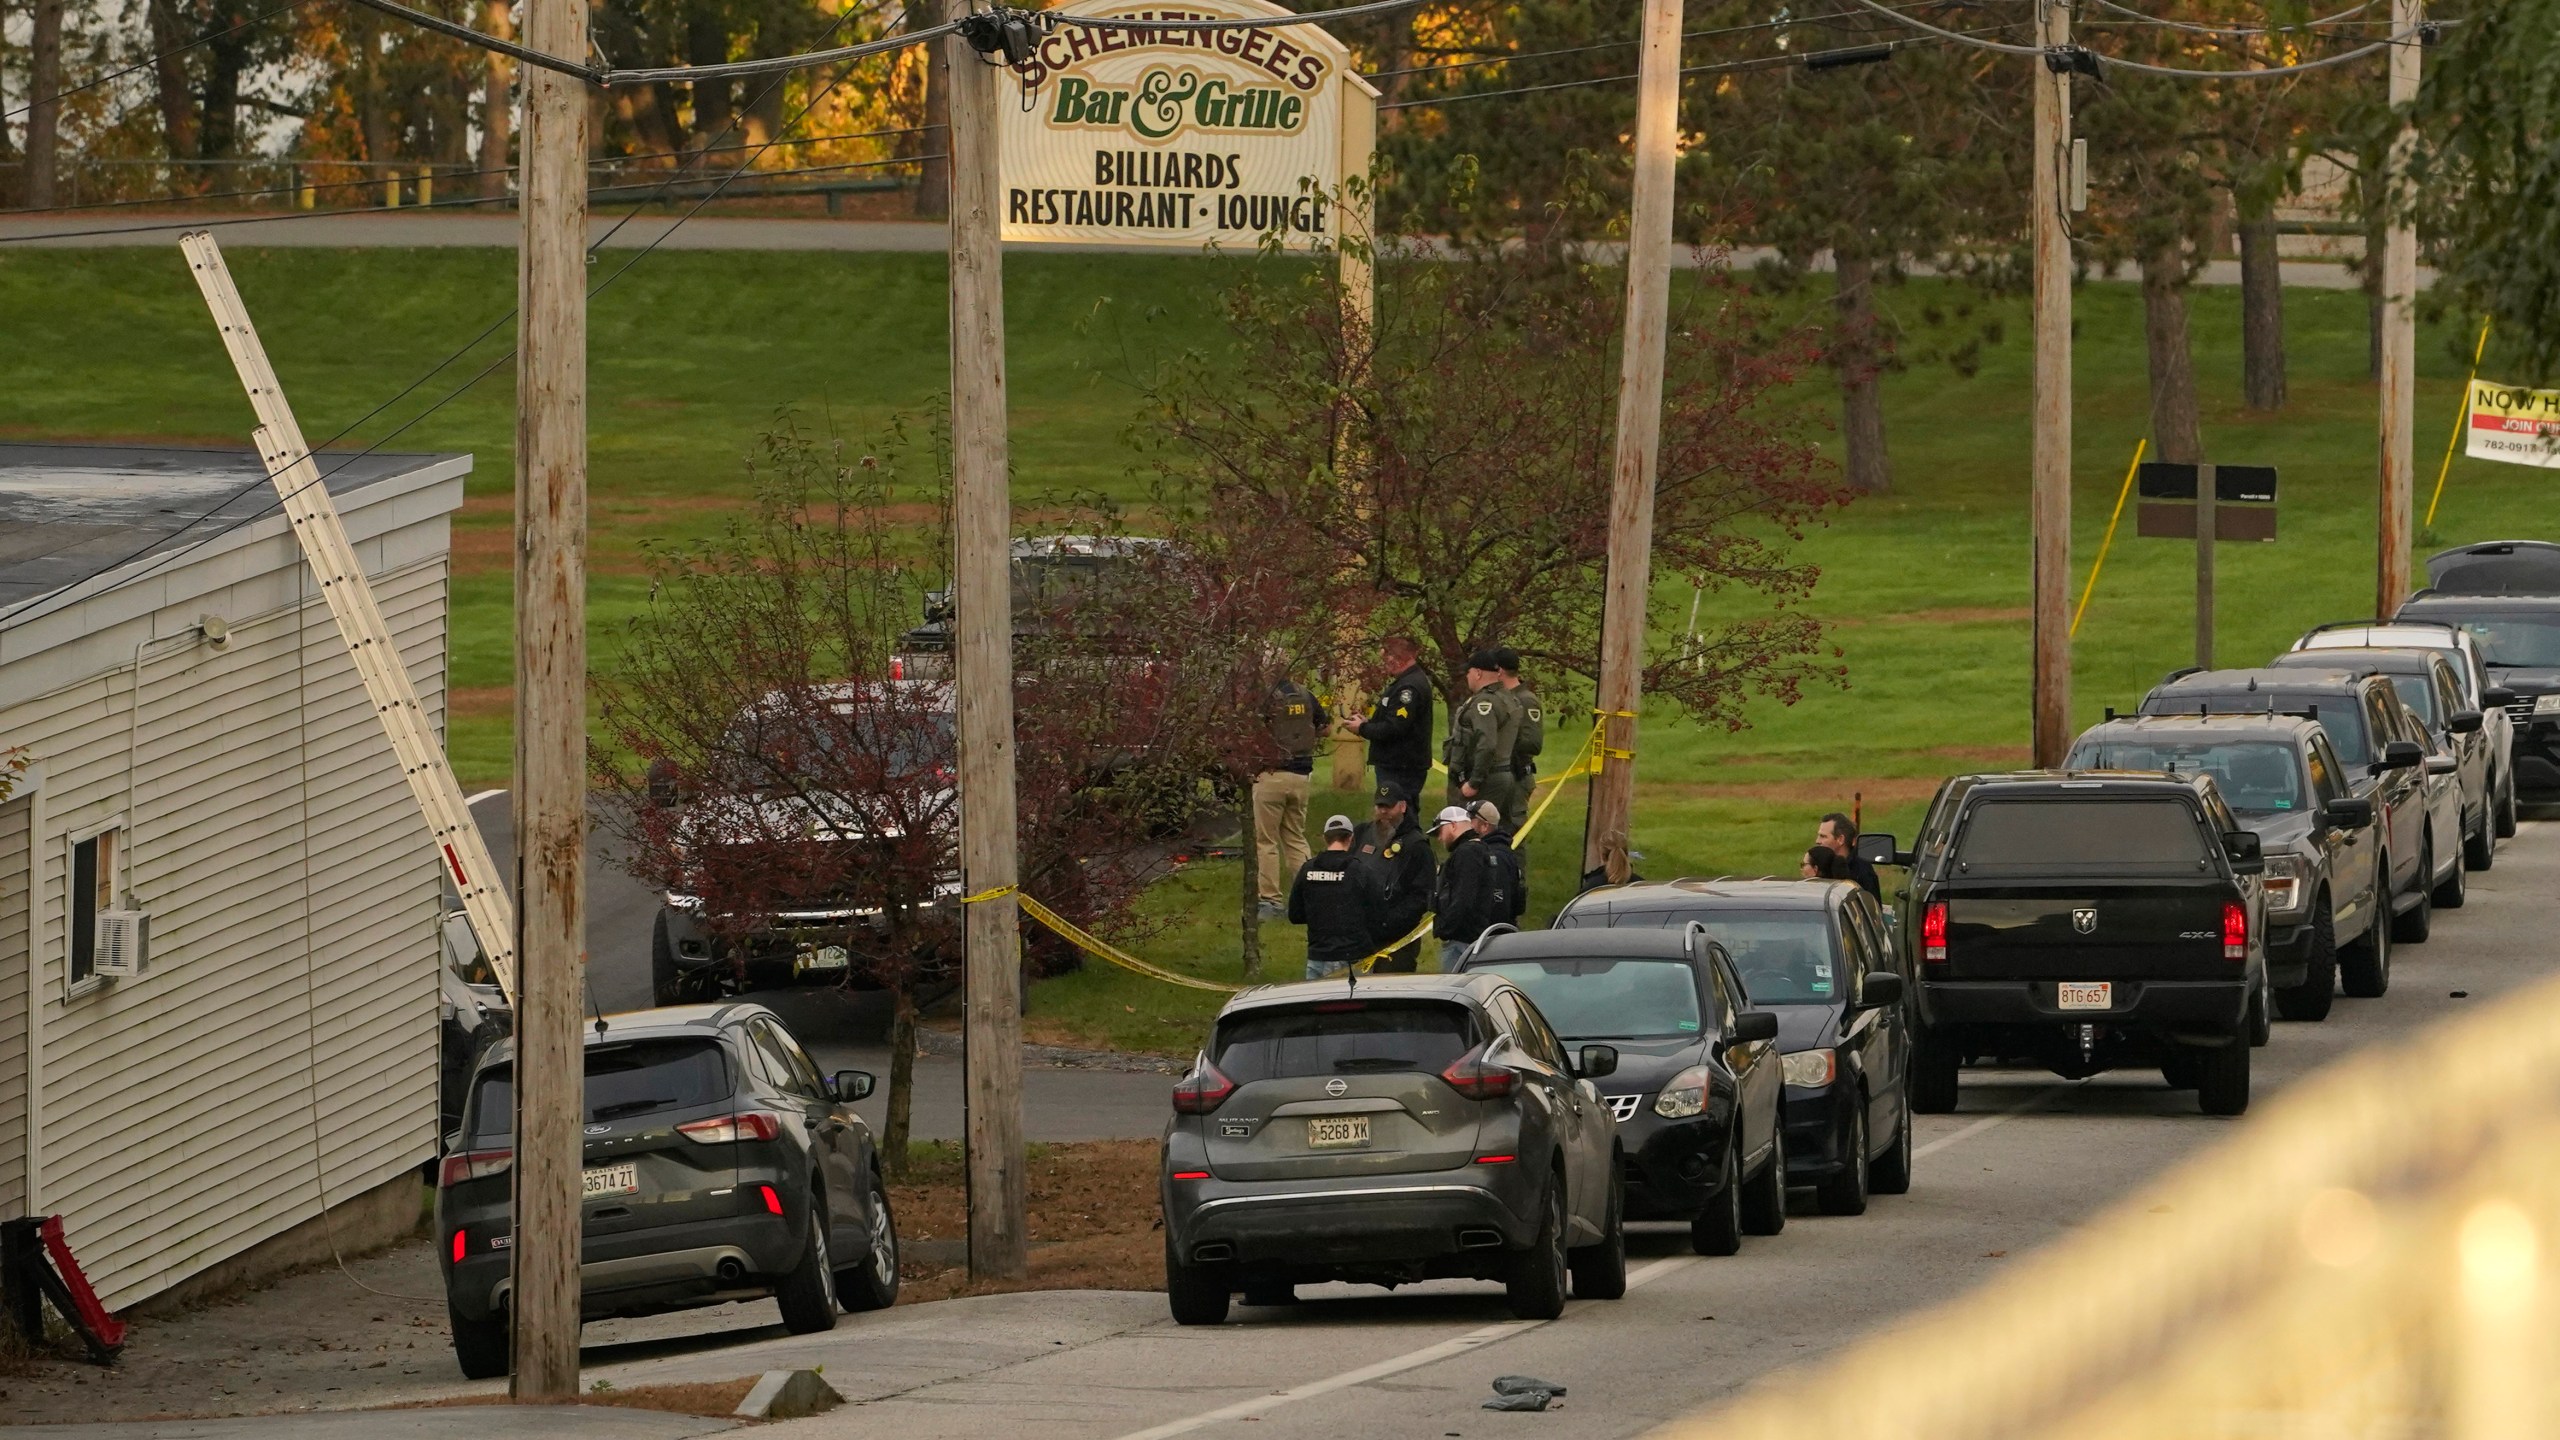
1256;676;1327;917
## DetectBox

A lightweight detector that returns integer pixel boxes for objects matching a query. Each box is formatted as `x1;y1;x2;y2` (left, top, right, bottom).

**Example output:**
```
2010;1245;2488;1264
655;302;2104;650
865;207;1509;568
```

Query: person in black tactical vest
1346;636;1434;811
1288;813;1383;979
1354;782;1435;973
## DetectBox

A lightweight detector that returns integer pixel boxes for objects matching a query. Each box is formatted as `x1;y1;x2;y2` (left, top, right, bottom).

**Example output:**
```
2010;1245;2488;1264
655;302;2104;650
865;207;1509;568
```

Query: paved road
0;210;2412;289
462;791;1179;1143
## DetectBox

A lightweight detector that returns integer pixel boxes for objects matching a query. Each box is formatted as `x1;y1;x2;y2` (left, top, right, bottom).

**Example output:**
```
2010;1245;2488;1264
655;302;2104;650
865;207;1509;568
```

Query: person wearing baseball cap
1472;799;1528;933
1354;782;1434;972
1444;649;1524;832
1431;802;1513;970
1493;647;1543;839
1288;813;1384;979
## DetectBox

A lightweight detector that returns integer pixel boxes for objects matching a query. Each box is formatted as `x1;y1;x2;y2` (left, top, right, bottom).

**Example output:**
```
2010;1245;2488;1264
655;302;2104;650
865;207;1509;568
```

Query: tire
1740;1127;1787;1236
449;1305;509;1381
1816;1102;1870;1216
2341;872;2392;999
774;1199;840;1335
2196;1037;2250;1117
2437;837;2471;907
1690;1137;1745;1257
1867;1097;1913;1196
1165;1235;1232;1326
2247;972;2272;1048
836;1169;900;1312
2393;841;2435;943
2160;1050;2203;1090
2496;777;2519;839
1909;1032;1960;1115
1568;1165;1628;1301
2273;900;2338;1022
2464;808;2495;873
1505;1176;1571;1320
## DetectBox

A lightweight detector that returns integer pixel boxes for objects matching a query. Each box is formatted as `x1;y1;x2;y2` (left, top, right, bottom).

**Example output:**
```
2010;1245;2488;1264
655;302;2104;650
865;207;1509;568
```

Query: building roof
0;442;466;615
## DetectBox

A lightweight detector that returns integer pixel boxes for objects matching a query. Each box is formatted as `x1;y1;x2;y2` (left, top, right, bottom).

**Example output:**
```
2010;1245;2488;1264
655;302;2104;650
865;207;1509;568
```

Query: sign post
2137;463;2277;672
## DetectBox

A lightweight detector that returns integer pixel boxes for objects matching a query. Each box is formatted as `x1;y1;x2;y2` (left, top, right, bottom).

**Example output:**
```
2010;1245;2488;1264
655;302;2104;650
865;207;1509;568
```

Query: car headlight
1653;1065;1712;1119
2261;854;2308;915
1782;1049;1836;1088
2535;693;2560;716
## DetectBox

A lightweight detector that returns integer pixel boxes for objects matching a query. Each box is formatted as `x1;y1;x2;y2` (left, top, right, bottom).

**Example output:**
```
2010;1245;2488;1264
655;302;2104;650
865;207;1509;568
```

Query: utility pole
2029;0;2074;767
1584;0;1684;878
509;0;587;1397
947;17;1027;1282
2194;463;2216;669
2375;0;2422;616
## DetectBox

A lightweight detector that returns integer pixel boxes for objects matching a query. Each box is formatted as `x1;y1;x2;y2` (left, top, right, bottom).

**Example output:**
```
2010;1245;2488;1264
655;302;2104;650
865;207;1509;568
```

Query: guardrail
1669;968;2560;1440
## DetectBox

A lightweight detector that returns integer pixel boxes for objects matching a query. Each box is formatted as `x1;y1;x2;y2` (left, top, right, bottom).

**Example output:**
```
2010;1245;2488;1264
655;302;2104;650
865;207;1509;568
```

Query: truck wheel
1690;1137;1744;1257
1568;1166;1628;1301
2393;842;2435;943
2437;838;2471;907
2247;973;2272;1047
2160;1050;2202;1090
1165;1235;1232;1326
2462;807;2494;874
449;1305;510;1380
1867;1099;1913;1196
2496;777;2519;839
2273;902;2337;1022
1504;1177;1570;1320
2341;878;2392;998
1816;1103;1870;1216
1909;1033;1960;1114
774;1200;840;1335
1740;1128;1787;1236
2196;1038;2250;1116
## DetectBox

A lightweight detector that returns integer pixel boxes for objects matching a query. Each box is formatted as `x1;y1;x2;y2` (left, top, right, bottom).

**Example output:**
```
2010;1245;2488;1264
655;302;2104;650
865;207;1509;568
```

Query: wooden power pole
2375;0;2422;616
946;18;1028;1282
509;0;588;1397
2029;0;2075;767
1584;0;1685;878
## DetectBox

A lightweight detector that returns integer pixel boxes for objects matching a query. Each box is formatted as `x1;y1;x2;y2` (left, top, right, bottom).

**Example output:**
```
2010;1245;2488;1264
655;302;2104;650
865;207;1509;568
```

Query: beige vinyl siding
9;554;448;1307
0;794;28;1219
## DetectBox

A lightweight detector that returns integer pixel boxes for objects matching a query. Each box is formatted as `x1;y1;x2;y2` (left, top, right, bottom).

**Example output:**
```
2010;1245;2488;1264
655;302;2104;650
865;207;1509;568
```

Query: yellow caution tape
1013;892;1247;993
958;884;1018;905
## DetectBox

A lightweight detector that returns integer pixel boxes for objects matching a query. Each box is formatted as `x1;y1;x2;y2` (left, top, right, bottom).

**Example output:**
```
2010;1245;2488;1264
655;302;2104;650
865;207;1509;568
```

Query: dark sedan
1457;926;1787;1255
1549;878;1914;1215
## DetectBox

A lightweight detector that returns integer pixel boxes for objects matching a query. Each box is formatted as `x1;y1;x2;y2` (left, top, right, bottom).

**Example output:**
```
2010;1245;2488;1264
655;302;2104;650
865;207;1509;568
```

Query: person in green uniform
1445;650;1523;826
1495;646;1544;835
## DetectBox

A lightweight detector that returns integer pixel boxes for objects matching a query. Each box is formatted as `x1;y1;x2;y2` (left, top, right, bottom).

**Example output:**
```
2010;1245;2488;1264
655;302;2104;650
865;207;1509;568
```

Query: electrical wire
1379;32;1993;110
2081;0;2382;37
1833;0;2404;75
1052;0;1427;31
1360;4;1957;82
0;0;313;123
330;0;949;85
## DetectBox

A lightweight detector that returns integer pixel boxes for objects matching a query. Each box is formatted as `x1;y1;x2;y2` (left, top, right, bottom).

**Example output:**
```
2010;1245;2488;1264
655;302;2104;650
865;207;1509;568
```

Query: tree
1142;246;1844;744
2080;61;2220;464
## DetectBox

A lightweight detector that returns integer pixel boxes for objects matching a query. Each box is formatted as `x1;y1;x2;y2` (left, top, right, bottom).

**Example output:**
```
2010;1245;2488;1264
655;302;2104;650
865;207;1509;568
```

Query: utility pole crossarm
180;233;521;1007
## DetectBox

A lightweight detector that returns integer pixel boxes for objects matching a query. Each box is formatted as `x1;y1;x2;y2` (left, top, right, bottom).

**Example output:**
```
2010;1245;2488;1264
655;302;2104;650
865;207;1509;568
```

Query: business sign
2135;462;2279;541
1000;0;1378;250
2465;379;2560;469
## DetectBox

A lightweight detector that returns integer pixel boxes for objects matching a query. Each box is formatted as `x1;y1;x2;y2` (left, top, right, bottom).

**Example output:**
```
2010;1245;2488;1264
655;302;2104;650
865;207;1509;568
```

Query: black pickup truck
1861;771;2267;1117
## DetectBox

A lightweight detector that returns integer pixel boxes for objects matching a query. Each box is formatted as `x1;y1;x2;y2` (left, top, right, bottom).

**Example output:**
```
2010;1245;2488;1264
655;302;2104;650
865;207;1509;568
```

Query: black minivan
438;1003;899;1379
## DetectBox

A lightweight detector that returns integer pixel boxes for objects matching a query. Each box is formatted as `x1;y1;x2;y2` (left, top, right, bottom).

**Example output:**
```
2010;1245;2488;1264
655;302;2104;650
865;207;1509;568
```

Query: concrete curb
734;1368;842;1420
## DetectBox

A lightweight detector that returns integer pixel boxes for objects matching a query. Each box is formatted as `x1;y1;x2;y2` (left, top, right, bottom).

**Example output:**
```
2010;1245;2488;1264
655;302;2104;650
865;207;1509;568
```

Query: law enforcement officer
1345;636;1434;811
1495;647;1544;830
1288;813;1383;979
1253;672;1329;919
1431;805;1513;971
1473;799;1527;929
1355;781;1434;973
1445;650;1523;828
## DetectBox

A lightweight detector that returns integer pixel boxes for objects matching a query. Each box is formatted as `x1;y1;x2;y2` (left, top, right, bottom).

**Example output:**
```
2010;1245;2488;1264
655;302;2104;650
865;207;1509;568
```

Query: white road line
464;789;506;806
1108;1256;1694;1440
1911;1078;2087;1160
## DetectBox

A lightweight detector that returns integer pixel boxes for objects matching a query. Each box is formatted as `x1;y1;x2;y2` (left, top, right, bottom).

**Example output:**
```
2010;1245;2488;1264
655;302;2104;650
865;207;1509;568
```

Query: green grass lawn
4;245;2543;1053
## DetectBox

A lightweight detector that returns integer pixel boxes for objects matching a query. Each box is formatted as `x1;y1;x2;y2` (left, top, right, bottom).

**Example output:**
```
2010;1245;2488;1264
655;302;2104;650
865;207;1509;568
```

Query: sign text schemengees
1001;0;1379;250
2466;379;2560;469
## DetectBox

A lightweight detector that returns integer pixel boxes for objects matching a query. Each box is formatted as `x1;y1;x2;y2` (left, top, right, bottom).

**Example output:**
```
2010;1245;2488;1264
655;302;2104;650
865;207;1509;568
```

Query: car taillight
438;1147;512;1187
1172;1063;1235;1115
451;1229;468;1263
676;1112;783;1144
2223;901;2247;961
758;1184;785;1216
1440;1045;1519;1100
1922;902;1949;968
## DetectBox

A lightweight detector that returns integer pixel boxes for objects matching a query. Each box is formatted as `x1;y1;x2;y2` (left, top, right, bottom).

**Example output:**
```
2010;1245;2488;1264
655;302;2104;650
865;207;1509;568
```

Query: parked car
2064;715;2384;1021
2398;583;2560;803
2140;668;2445;951
1452;925;1795;1250
2267;646;2495;873
1543;878;1912;1216
438;1004;898;1379
2291;618;2517;835
437;907;510;1148
1159;973;1628;1324
1867;770;2267;1116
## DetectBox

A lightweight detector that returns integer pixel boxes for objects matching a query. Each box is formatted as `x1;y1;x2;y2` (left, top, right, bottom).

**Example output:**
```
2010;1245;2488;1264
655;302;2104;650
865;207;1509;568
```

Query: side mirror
831;1069;876;1103
1730;1010;1780;1045
2484;686;2518;709
2324;796;2375;829
2377;740;2424;771
2425;753;2458;776
2449;709;2484;734
1854;833;1901;867
2222;830;2264;875
1855;971;1905;1009
1575;1044;1620;1081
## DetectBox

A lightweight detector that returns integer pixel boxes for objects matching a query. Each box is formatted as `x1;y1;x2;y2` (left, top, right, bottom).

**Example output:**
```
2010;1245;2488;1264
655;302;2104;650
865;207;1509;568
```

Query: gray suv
1160;974;1627;1325
438;1004;899;1378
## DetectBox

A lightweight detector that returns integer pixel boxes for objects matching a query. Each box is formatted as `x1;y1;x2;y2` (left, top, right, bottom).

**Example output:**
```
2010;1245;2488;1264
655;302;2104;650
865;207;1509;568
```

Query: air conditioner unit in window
93;911;150;978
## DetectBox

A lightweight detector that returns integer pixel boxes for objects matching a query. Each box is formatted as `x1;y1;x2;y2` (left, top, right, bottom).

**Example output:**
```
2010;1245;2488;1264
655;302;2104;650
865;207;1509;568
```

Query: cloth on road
1485;1375;1569;1411
1253;770;1312;904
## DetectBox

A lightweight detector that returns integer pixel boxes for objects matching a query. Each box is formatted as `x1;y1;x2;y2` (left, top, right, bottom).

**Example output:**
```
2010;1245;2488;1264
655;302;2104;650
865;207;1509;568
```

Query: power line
1833;0;2403;75
1051;0;1426;31
0;0;312;124
331;0;951;84
1361;6;1948;82
2081;0;2383;37
1379;33;1985;111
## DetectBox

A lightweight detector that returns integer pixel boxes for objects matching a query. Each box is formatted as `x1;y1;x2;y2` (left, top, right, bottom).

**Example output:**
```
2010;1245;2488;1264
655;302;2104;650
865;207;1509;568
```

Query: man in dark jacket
1818;811;1881;897
1432;805;1514;970
1289;813;1383;978
1472;800;1527;928
1355;782;1434;973
1347;636;1434;809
